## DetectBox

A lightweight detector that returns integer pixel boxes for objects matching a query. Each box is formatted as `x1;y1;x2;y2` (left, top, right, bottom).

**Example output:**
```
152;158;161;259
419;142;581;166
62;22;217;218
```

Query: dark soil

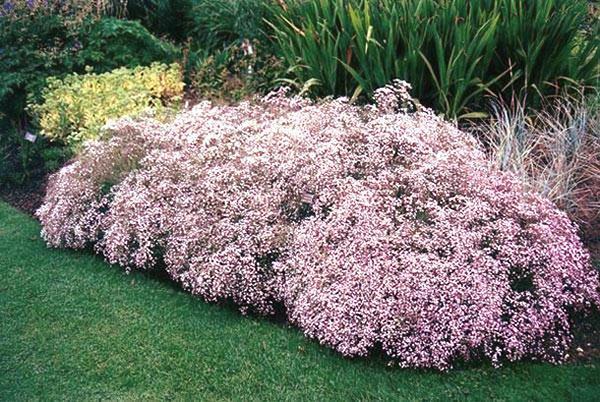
1;179;599;365
569;307;600;363
0;174;48;216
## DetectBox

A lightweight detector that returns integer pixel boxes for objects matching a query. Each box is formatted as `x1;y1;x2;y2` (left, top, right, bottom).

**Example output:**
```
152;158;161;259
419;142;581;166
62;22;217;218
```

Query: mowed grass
0;202;599;401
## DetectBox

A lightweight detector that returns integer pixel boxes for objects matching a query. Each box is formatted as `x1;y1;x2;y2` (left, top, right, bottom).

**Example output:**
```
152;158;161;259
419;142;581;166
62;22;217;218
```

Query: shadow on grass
66;244;600;373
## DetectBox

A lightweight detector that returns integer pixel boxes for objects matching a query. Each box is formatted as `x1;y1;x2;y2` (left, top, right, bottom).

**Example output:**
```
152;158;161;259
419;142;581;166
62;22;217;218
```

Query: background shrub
0;2;180;187
76;17;179;71
116;0;195;42
118;0;274;47
0;12;178;123
188;0;274;50
0;7;83;122
186;40;283;101
268;0;599;118
29;63;184;147
0;2;88;186
1;0;109;20
0;126;70;186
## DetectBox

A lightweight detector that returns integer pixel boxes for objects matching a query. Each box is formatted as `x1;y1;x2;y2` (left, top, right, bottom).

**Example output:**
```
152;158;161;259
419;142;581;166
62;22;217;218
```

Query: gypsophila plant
35;118;165;247
37;81;600;369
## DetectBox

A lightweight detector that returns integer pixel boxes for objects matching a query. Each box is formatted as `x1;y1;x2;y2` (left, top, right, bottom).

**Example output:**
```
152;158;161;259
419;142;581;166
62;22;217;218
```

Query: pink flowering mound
37;83;599;369
36;118;165;248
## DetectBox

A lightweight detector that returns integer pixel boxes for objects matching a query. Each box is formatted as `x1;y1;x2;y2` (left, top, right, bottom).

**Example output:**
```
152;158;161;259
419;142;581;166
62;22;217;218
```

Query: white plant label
24;132;37;143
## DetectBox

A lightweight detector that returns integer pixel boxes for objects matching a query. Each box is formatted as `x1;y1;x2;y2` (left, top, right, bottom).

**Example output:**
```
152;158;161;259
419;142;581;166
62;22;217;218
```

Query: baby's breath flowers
37;84;599;369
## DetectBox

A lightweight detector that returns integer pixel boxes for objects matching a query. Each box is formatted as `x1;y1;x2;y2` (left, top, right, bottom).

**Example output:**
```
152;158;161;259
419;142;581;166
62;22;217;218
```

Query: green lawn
1;201;598;401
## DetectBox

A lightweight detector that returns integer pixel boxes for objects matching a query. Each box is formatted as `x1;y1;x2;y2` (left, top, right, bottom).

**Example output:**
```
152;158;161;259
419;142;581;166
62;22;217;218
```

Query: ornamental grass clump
477;93;600;241
37;83;599;369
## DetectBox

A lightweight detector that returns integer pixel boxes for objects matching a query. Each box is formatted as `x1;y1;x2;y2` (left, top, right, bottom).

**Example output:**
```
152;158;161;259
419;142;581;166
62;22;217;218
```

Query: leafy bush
117;0;195;42
0;1;86;186
0;122;72;187
77;17;180;71
186;40;283;101
0;5;83;121
29;63;184;147
0;3;180;186
117;0;282;100
37;84;599;369
188;0;274;49
119;0;273;47
268;0;600;118
0;10;179;121
1;0;108;20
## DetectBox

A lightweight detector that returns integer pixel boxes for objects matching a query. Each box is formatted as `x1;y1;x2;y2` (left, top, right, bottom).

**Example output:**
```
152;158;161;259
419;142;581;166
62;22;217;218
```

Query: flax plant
268;0;599;118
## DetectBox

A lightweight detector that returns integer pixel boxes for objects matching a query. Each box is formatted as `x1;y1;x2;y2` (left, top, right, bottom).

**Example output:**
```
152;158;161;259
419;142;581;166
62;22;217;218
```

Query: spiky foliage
268;0;599;118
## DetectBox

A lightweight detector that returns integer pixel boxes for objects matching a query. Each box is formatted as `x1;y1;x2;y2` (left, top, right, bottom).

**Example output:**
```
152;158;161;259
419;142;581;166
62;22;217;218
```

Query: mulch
0;175;48;216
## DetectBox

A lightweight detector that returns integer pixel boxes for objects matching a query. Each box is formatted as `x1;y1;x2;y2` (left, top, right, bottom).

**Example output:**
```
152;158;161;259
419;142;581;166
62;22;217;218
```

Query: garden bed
1;0;599;389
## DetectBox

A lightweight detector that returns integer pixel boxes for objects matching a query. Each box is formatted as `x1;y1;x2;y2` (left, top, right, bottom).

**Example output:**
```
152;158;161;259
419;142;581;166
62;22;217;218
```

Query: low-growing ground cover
35;87;600;370
1;201;599;400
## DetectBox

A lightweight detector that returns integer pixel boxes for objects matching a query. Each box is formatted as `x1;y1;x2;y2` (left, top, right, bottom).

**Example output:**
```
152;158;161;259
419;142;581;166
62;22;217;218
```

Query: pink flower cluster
37;84;600;369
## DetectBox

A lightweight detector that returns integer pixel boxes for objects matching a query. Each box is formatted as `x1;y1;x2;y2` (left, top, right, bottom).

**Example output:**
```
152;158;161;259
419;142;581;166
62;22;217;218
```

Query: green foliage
119;0;274;48
268;0;600;118
0;11;83;121
490;0;600;99
41;145;72;172
106;0;283;101
0;123;71;187
77;17;180;71
187;40;283;101
0;4;82;187
188;0;274;50
118;0;195;41
180;1;283;101
0;128;36;187
29;63;184;147
0;7;180;187
0;12;179;124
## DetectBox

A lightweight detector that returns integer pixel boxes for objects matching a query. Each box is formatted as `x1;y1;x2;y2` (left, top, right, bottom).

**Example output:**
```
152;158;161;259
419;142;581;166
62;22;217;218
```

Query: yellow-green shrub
30;63;184;146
